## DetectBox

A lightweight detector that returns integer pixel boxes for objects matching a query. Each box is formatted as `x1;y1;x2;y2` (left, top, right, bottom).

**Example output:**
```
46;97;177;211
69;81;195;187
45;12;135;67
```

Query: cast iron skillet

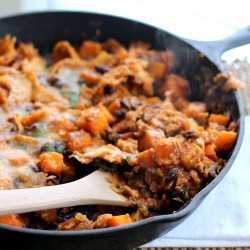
0;11;247;250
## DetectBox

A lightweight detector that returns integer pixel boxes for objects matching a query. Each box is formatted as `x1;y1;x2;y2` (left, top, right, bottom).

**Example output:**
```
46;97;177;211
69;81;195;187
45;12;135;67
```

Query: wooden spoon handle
0;181;80;215
0;170;130;216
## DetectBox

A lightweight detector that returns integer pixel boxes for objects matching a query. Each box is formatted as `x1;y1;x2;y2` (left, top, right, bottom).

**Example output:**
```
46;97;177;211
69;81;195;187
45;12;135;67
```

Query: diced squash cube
205;143;218;161
79;40;101;59
138;129;165;151
208;114;230;126
21;110;48;126
0;214;25;227
180;142;204;170
38;152;65;175
138;148;156;169
158;74;190;99
214;131;237;151
185;102;209;124
107;214;132;227
96;102;116;124
76;107;109;135
80;68;101;84
148;61;166;80
184;118;204;134
49;119;75;136
66;130;92;152
154;138;181;166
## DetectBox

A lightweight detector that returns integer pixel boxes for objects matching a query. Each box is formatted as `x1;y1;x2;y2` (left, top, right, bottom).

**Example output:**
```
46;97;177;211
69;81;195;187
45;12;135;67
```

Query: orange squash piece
159;74;190;99
208;114;230;126
76;107;109;136
138;129;165;152
66;130;92;152
21;109;48;126
205;143;218;161
0;214;25;228
180;142;204;170
214;131;237;151
184;118;204;134
185;102;209;124
107;214;132;227
38;152;65;175
138;148;157;169
154;138;181;166
49;118;75;136
80;68;101;84
96;102;116;124
79;40;101;59
148;61;166;80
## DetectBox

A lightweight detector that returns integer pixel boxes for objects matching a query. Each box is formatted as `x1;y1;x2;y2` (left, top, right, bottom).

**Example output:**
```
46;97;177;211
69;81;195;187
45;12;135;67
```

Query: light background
0;0;250;62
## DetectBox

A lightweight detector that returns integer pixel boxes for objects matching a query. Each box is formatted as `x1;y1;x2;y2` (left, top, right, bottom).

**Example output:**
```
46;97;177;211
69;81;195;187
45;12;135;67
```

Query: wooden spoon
0;170;131;216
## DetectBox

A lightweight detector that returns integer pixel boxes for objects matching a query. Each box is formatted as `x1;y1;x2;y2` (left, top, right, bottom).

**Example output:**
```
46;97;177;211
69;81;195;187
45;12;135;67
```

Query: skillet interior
0;11;244;250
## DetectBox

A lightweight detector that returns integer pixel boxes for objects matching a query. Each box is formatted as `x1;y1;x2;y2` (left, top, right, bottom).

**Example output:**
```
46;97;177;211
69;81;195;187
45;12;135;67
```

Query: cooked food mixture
0;34;243;230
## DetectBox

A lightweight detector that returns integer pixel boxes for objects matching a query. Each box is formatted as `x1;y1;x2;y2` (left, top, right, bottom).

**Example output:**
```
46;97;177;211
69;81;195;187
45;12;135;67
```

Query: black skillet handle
181;25;250;69
220;25;250;52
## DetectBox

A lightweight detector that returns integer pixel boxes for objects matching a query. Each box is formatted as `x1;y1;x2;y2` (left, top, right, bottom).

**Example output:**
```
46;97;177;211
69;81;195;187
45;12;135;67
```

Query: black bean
208;166;220;178
171;187;185;198
58;206;97;221
106;131;119;143
49;78;65;87
95;64;110;74
30;164;39;172
130;100;143;110
166;168;179;180
104;86;117;94
120;99;131;109
115;109;126;120
25;123;45;132
170;197;185;209
41;141;66;154
183;129;197;139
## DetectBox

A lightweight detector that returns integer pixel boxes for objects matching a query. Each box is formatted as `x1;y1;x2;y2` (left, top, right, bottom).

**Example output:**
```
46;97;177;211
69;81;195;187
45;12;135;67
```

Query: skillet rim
0;9;245;236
